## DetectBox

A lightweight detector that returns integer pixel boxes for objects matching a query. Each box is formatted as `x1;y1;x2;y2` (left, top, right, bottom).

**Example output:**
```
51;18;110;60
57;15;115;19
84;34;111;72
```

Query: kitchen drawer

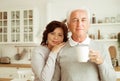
0;67;18;78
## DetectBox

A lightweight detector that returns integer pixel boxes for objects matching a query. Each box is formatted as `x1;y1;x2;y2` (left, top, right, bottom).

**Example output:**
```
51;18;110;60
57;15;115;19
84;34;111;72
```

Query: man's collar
69;36;91;46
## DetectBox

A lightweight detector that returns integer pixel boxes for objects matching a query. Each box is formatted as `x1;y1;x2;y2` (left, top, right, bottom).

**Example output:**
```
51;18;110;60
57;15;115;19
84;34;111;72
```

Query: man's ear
67;23;70;32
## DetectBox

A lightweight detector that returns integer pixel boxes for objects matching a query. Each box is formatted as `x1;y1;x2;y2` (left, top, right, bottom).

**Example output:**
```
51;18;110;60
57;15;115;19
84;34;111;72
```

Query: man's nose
77;20;82;26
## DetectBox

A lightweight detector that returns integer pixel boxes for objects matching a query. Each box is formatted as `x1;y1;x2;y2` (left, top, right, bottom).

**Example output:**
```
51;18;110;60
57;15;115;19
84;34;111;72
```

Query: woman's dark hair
41;20;68;45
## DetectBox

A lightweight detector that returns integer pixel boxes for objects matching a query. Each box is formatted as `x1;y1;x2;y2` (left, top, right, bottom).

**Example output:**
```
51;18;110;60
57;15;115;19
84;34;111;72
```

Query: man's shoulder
89;40;106;50
63;41;71;48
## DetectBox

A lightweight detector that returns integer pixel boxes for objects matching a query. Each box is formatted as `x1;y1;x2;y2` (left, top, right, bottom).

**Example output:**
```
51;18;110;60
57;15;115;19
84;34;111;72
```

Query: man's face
67;9;90;37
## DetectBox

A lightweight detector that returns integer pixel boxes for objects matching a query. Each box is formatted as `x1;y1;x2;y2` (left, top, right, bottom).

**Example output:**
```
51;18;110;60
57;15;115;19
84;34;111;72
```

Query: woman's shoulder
34;45;49;52
32;45;50;57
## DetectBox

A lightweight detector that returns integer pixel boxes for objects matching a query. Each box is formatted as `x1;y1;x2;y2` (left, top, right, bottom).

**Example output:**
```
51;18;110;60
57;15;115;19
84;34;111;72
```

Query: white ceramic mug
76;45;89;62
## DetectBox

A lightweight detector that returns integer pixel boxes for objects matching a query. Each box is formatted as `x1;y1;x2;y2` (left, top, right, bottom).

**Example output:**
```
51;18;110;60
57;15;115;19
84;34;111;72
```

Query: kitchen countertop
0;64;119;69
0;64;31;68
0;78;120;81
0;78;12;81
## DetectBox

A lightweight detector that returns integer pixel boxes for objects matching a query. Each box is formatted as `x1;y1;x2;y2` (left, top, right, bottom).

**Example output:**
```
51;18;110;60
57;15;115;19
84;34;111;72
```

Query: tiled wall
0;44;37;64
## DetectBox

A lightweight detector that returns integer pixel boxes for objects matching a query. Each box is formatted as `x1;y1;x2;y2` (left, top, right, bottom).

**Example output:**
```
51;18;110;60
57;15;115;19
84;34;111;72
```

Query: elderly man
52;8;116;81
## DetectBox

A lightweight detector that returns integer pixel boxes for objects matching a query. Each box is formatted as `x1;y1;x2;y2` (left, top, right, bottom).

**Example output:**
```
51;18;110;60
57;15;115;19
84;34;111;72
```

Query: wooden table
0;77;120;81
0;64;31;68
0;78;12;81
0;78;31;81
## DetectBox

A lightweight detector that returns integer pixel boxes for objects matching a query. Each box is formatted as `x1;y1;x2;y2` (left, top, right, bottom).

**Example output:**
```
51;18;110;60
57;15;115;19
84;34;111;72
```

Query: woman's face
47;27;64;48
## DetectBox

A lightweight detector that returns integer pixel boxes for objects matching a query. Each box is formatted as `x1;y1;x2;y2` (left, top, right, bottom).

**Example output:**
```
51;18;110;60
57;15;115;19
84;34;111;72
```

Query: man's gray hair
66;7;91;23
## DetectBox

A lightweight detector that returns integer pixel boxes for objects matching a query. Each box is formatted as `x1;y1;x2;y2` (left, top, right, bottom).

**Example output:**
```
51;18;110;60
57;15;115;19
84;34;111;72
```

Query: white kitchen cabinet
17;68;34;80
0;66;33;80
0;8;39;44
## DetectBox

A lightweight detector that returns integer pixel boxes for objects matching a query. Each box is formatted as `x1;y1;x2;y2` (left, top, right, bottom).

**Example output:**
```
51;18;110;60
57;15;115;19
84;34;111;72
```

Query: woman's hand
89;49;104;65
51;42;66;54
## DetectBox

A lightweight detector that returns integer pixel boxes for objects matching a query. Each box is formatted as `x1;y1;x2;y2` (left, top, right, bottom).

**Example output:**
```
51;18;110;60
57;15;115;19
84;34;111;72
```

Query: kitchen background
0;0;120;81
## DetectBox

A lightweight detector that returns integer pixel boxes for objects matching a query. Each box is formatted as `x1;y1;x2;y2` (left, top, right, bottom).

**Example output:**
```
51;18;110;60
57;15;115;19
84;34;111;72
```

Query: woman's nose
54;35;58;39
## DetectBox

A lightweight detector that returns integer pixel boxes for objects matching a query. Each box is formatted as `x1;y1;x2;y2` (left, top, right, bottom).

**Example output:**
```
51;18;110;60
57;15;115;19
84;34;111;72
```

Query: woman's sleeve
31;47;57;81
52;56;61;81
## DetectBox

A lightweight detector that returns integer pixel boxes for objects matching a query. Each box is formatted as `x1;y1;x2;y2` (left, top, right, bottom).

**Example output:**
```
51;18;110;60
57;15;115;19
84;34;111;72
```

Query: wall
47;0;120;22
0;44;36;64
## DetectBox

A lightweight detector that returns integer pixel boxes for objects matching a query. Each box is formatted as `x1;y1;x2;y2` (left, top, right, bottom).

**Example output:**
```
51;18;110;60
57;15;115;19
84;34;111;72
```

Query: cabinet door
23;10;33;42
10;11;21;42
17;68;34;80
0;67;18;78
0;11;8;42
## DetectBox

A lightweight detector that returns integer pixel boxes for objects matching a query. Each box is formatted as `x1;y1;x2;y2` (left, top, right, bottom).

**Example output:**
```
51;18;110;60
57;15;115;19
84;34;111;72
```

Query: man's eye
82;18;87;22
72;19;78;22
82;20;85;22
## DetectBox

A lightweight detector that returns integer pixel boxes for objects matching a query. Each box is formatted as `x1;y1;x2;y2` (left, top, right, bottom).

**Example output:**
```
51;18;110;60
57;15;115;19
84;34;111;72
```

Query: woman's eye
59;34;63;37
50;32;54;35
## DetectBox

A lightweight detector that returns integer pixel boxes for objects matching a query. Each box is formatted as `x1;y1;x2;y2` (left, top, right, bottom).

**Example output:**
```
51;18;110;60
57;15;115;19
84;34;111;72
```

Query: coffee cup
76;45;89;62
